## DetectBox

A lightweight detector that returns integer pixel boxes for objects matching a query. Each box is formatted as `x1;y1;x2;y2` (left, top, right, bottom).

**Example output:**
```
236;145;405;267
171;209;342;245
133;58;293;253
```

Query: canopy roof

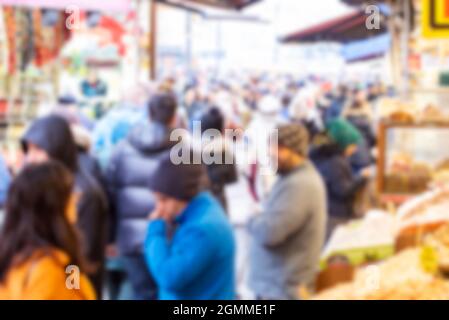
280;9;388;44
341;0;388;6
342;32;391;62
157;0;265;22
158;0;261;10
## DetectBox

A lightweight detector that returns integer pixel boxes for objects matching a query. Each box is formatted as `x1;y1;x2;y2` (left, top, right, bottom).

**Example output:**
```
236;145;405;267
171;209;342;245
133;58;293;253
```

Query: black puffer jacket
310;142;367;219
106;121;177;255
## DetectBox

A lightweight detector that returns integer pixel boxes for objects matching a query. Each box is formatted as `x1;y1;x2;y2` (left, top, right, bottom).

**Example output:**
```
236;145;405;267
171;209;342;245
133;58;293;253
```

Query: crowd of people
0;70;388;300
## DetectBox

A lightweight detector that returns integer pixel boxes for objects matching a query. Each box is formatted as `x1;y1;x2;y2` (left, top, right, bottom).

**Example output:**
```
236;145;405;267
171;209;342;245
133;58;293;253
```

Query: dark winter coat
106;122;178;255
310;142;367;218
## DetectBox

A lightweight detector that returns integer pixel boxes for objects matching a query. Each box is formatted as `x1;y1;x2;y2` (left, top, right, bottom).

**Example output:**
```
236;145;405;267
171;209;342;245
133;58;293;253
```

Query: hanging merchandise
22;9;34;71
86;11;101;28
4;7;16;74
40;9;59;27
98;15;127;57
33;10;71;67
58;11;72;58
14;8;35;72
0;8;7;76
61;11;72;44
32;8;44;67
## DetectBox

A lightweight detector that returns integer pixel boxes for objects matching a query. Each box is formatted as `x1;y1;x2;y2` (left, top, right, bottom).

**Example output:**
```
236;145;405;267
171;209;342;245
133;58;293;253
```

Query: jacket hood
21;115;78;171
127;121;178;154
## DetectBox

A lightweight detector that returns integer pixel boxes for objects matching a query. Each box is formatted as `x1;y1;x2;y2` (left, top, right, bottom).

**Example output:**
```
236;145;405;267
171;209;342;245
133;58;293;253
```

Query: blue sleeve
144;220;215;291
0;157;10;206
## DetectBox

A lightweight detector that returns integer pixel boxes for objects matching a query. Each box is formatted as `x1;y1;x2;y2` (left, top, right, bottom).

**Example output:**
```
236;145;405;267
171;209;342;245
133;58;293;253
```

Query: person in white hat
245;95;282;201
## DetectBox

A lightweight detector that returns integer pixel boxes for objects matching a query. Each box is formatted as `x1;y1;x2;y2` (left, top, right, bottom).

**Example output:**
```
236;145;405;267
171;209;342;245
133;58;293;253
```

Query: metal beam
150;0;158;80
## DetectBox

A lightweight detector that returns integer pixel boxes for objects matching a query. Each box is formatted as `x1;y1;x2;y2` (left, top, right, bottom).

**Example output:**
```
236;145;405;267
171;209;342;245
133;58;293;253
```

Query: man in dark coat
310;119;369;240
106;93;179;300
21;115;108;298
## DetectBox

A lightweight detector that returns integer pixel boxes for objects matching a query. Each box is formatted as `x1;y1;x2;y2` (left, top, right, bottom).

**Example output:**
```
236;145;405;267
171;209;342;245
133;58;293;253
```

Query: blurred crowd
0;70;389;300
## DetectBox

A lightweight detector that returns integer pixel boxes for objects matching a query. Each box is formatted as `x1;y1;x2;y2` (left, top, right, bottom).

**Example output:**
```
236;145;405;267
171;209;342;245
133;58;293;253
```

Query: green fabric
326;118;362;149
319;244;394;270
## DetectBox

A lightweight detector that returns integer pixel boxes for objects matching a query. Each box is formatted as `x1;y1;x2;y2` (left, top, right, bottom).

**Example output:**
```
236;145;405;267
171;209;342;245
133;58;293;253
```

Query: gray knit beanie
277;124;309;157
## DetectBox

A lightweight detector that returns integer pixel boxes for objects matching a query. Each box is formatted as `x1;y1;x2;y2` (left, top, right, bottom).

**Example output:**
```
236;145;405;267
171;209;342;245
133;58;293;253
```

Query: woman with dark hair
0;161;95;299
21;115;107;297
199;107;237;211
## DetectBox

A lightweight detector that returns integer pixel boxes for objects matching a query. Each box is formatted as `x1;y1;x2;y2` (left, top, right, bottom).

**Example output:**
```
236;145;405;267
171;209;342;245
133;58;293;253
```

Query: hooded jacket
310;142;366;218
106;121;178;255
21;116;108;296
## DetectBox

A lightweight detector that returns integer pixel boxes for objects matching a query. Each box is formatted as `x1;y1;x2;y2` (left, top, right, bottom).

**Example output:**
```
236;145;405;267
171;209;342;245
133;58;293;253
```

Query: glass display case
377;121;449;202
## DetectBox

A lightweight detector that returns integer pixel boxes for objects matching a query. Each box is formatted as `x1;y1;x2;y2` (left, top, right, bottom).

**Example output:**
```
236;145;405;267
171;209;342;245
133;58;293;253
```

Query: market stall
377;119;449;203
0;6;69;166
279;6;392;81
0;1;142;169
315;186;449;299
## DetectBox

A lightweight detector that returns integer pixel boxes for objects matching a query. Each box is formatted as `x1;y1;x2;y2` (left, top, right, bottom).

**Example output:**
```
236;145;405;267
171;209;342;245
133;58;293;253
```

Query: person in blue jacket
144;153;236;300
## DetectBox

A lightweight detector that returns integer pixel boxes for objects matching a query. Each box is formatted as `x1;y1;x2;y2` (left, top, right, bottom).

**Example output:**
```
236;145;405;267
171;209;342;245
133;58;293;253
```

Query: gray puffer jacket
106;121;177;255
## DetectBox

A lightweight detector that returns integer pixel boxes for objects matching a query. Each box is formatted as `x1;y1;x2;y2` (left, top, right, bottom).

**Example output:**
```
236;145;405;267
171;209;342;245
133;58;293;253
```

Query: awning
0;0;130;12
157;0;265;21
342;32;391;63
157;0;261;11
280;9;388;44
341;0;387;6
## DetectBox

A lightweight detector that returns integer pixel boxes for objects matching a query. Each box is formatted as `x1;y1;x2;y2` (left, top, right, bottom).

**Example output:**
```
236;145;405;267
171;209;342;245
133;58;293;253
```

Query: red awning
281;9;387;44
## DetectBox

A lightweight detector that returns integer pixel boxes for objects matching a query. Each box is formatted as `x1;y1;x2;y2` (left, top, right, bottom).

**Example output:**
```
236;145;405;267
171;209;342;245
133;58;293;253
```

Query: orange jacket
0;249;96;300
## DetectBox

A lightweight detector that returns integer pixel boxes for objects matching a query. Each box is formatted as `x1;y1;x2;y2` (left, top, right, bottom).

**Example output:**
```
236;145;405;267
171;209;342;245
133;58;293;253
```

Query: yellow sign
422;0;449;38
420;245;439;274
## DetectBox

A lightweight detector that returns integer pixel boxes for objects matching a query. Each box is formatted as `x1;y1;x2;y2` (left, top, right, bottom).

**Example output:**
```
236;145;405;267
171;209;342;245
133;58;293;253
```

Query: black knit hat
148;152;208;201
